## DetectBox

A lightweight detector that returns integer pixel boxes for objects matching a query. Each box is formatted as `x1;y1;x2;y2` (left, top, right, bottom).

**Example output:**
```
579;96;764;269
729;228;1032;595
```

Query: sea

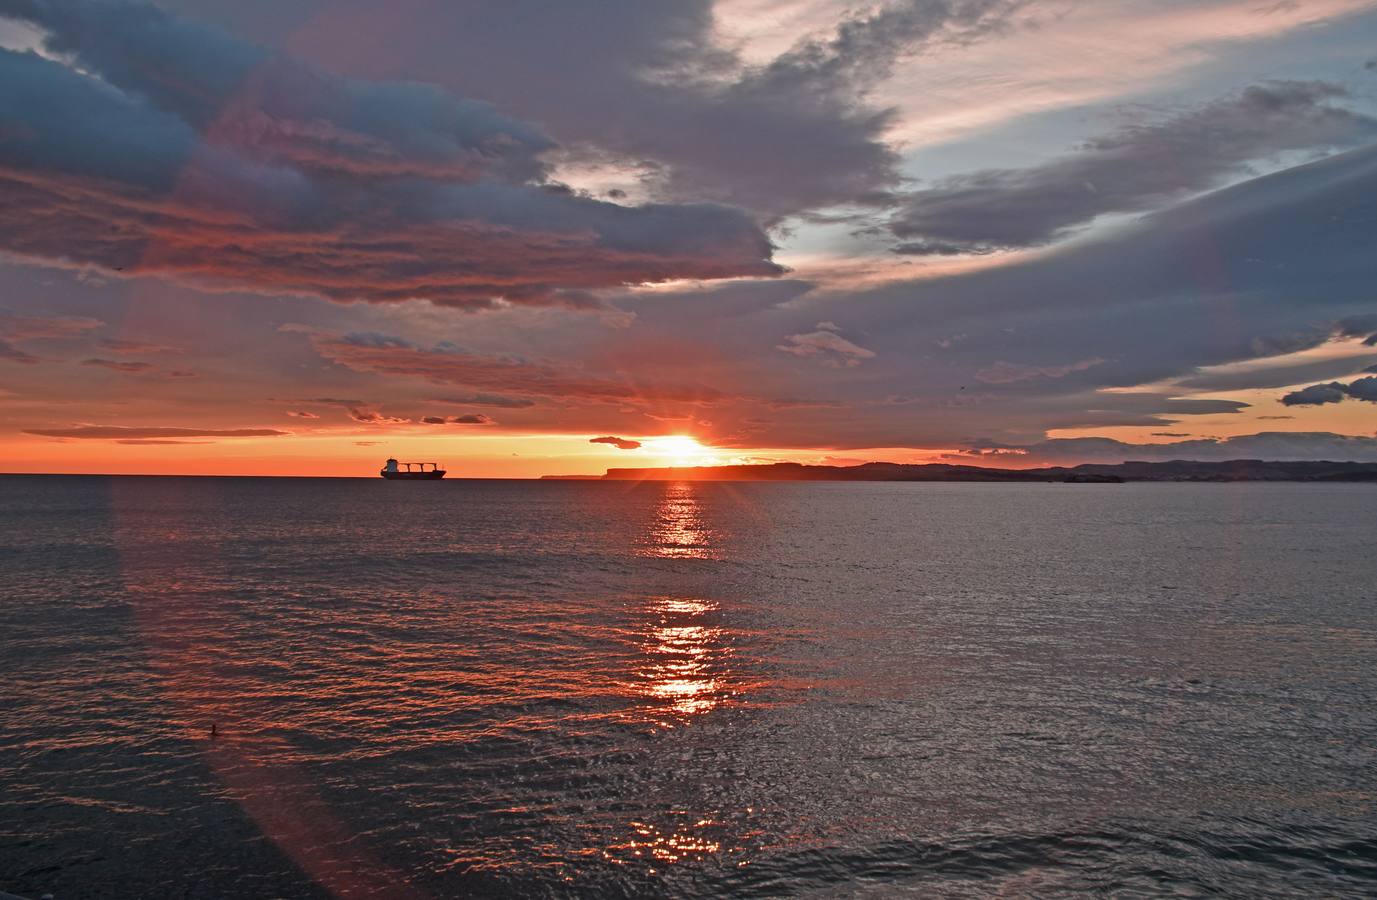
3;475;1377;898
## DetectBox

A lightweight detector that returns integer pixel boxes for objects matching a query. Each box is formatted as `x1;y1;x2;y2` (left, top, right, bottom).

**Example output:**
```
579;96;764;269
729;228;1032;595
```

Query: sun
645;435;719;467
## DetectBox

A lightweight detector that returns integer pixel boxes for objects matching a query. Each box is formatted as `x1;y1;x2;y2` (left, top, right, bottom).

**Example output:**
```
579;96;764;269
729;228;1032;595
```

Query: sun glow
644;435;721;467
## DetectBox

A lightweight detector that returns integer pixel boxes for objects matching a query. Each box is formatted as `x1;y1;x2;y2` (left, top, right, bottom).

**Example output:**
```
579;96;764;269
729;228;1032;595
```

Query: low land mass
543;460;1377;483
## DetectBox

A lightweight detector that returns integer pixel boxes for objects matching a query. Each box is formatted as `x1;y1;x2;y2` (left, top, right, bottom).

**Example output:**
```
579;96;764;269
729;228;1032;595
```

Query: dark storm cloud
1345;377;1377;401
1282;376;1377;405
157;0;1025;219
890;82;1377;254
1347;376;1377;401
0;0;780;307
590;435;642;450
25;425;287;438
1279;382;1349;405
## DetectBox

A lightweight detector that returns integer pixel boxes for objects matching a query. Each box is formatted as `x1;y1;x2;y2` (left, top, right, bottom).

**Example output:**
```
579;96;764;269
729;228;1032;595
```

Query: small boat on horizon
380;458;447;480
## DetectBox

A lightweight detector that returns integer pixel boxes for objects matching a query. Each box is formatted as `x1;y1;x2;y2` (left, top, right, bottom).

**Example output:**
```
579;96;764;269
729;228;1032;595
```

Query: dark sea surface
3;476;1377;898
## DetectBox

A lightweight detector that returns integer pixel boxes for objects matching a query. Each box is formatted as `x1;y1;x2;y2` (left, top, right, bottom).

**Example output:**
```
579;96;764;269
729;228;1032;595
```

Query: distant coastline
5;459;1377;481
543;459;1377;483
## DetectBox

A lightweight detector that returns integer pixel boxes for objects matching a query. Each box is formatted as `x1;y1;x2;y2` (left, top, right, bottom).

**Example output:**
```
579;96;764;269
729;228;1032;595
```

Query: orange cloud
25;426;288;439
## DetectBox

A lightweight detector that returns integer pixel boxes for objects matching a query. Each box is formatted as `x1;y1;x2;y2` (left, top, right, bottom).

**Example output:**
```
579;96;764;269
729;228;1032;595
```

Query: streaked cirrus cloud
891;82;1377;255
421;414;494;426
25;425;288;439
307;331;728;405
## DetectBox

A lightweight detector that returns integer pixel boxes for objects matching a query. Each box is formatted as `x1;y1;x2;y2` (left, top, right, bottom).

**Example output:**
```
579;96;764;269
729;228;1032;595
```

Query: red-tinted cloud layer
0;1;780;308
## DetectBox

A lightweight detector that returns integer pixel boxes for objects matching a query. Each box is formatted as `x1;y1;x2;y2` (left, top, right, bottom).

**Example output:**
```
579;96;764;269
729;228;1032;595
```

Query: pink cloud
310;332;726;405
0;311;102;341
777;322;876;367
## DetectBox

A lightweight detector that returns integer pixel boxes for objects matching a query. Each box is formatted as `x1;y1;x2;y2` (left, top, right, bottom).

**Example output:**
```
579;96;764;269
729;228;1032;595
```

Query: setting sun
644;436;721;468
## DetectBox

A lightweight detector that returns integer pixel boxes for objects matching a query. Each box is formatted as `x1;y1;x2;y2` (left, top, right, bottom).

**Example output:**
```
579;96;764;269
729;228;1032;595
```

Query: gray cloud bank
1281;376;1377;406
0;0;780;307
891;82;1377;255
603;136;1377;450
160;0;1026;219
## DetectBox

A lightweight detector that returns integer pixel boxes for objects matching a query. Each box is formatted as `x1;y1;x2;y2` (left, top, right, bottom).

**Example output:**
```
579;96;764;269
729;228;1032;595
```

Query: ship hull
380;471;446;480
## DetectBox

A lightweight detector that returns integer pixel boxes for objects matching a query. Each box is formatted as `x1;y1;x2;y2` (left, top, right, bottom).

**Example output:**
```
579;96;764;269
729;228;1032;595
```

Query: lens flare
644;436;719;467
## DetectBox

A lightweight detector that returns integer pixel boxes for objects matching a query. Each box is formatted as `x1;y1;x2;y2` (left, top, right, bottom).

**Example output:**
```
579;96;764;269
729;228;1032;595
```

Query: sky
1;0;1376;477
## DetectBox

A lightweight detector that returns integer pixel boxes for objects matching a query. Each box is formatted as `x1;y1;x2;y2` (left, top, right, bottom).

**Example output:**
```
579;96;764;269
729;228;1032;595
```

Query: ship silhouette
380;458;446;480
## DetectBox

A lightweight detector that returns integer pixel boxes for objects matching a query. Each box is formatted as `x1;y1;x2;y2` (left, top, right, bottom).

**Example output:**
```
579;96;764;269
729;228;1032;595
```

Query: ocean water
2;476;1377;898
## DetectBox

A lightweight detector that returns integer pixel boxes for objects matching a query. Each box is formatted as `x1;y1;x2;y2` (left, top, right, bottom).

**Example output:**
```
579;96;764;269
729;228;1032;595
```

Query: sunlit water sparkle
2;476;1377;897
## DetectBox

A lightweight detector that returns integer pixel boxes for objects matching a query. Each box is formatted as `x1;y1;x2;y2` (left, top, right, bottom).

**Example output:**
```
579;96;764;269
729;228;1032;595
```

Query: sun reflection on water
641;482;719;559
604;818;726;864
637;597;729;720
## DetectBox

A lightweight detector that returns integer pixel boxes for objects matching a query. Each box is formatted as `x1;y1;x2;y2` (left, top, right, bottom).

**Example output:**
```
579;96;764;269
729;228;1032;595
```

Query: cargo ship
380;458;446;480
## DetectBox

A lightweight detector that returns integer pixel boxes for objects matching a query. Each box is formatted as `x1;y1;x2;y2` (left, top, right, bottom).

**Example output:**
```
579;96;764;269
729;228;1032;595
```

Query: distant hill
542;459;1377;482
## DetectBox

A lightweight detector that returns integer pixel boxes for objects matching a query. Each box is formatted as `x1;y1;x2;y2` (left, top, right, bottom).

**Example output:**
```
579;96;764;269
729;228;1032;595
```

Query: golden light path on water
603;483;744;869
641;481;721;560
641;597;726;718
604;591;737;869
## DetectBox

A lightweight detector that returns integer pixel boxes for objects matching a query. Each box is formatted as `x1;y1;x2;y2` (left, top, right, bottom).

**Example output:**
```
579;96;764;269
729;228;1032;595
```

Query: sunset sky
3;0;1377;476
